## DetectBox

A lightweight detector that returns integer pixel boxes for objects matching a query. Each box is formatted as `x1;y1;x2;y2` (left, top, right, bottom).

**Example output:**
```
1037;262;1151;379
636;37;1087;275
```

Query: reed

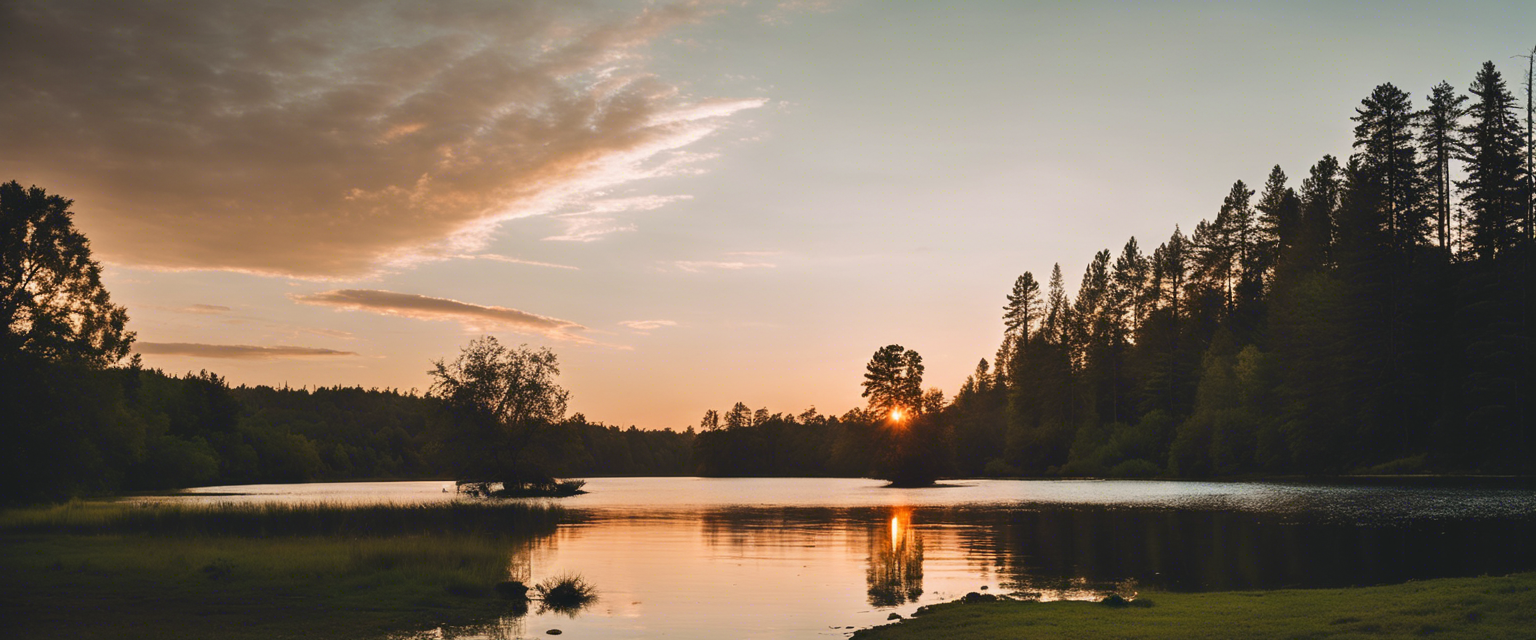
0;498;563;537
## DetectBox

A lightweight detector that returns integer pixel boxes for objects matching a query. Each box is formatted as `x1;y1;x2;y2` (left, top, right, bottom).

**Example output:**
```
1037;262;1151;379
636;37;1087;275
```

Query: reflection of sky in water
162;477;1536;523
154;478;1536;639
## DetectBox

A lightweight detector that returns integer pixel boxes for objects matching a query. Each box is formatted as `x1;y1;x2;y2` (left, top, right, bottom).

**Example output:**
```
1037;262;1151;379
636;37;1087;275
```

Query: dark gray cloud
0;0;762;277
292;289;587;340
137;342;357;359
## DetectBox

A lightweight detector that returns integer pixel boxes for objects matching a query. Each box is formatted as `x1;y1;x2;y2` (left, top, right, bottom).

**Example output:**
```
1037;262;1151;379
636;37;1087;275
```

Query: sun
890;408;904;422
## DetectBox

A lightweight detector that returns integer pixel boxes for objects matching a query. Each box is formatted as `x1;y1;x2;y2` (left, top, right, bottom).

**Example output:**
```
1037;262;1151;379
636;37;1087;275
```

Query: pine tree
1111;237;1150;335
1152;227;1190;322
1254;165;1301;284
1003;272;1043;339
1418;81;1467;254
1294;155;1341;273
1044;264;1068;344
1353;83;1427;251
1459;62;1528;259
1193;181;1255;311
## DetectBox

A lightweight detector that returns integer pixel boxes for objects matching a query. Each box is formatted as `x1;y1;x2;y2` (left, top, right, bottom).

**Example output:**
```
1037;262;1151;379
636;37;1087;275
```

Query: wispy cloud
180;304;232;314
158;303;355;340
0;1;764;277
460;254;580;271
670;260;777;272
619;319;678;332
292;289;588;341
137;342;357;360
543;217;640;243
543;195;692;243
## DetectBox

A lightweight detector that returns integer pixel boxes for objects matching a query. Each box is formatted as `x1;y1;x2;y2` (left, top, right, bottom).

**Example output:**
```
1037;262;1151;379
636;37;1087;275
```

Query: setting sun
890;409;904;422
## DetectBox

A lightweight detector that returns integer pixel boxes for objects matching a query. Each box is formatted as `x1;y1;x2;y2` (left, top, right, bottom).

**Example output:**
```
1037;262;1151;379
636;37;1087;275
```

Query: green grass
854;573;1536;640
0;501;564;639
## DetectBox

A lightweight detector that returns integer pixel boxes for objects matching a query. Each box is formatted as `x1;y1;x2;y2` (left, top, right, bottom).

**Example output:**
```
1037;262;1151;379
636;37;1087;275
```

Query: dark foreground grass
0;501;564;640
854;573;1536;640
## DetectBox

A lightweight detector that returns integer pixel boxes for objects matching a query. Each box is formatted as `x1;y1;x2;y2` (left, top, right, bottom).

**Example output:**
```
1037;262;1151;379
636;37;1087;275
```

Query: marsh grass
0;498;563;537
0;500;569;639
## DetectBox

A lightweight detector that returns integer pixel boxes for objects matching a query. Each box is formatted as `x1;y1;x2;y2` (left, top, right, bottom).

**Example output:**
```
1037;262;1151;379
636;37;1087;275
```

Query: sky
2;0;1531;429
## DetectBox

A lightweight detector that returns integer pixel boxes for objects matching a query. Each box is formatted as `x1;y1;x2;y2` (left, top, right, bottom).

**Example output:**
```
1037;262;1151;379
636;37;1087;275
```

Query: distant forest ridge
4;57;1534;504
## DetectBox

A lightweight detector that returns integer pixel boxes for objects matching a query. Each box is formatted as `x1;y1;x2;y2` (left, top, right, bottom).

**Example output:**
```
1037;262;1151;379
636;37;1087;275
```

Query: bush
1108;459;1162;478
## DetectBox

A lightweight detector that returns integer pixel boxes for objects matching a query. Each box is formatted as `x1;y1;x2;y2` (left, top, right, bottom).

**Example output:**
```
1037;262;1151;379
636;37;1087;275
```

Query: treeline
693;59;1536;479
1;359;693;504
956;61;1536;477
693;404;888;477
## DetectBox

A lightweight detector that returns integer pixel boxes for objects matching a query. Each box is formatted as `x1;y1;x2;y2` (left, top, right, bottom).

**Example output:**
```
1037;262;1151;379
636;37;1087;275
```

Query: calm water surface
162;477;1536;639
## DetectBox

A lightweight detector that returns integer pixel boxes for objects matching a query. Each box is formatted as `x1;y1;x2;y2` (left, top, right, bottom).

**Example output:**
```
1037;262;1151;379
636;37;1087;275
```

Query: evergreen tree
1043;264;1068;344
1458;62;1528;259
1112;238;1150;334
1254;165;1301;284
1353;83;1428;251
1003;272;1043;340
1418;81;1467;254
1193;181;1255;311
1291;155;1342;275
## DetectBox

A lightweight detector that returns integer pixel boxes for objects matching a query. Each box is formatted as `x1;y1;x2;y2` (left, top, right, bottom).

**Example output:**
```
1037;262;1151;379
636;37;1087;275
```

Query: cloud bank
0;1;763;277
138;343;357;360
292;289;587;340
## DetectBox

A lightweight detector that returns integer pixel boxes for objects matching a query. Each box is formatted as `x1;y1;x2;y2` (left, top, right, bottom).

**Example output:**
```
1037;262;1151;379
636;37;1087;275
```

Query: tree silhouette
1459;62;1527;259
862;344;924;420
1;181;133;367
427;336;571;493
1418;82;1467;253
1003;272;1043;340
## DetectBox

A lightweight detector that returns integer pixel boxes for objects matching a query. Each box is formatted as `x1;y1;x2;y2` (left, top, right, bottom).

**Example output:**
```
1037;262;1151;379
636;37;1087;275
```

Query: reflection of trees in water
867;508;923;606
934;505;1536;594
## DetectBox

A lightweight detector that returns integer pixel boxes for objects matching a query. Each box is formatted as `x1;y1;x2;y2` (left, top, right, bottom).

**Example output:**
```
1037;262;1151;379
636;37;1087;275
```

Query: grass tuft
534;573;598;613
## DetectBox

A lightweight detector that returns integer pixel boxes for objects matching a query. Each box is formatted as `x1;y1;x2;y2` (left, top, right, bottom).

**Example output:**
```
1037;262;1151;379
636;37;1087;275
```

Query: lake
158;477;1536;639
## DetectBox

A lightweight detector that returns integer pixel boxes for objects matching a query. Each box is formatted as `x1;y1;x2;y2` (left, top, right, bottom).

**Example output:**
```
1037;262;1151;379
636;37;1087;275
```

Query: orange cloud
0;1;763;277
137;343;357;360
292;289;588;341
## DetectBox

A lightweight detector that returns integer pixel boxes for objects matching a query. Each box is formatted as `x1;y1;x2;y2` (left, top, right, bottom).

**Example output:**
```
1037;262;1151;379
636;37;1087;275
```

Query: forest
1;361;694;504
693;60;1536;479
3;58;1533;504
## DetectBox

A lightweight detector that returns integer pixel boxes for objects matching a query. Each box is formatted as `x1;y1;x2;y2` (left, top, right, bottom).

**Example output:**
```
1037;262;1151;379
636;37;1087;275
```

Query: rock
1100;594;1131;607
887;613;903;620
979;585;988;590
962;591;998;604
495;581;530;601
546;630;562;635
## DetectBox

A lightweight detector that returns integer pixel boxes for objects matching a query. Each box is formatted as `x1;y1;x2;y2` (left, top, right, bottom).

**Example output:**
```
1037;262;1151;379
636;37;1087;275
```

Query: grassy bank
854;573;1536;640
0;501;563;640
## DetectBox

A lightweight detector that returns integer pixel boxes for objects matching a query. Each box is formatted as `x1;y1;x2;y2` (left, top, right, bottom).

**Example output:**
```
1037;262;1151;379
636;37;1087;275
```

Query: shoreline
854;572;1536;640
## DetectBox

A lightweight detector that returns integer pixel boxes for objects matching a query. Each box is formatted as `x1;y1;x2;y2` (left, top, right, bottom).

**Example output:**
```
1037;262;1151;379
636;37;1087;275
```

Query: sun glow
890;408;904;422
